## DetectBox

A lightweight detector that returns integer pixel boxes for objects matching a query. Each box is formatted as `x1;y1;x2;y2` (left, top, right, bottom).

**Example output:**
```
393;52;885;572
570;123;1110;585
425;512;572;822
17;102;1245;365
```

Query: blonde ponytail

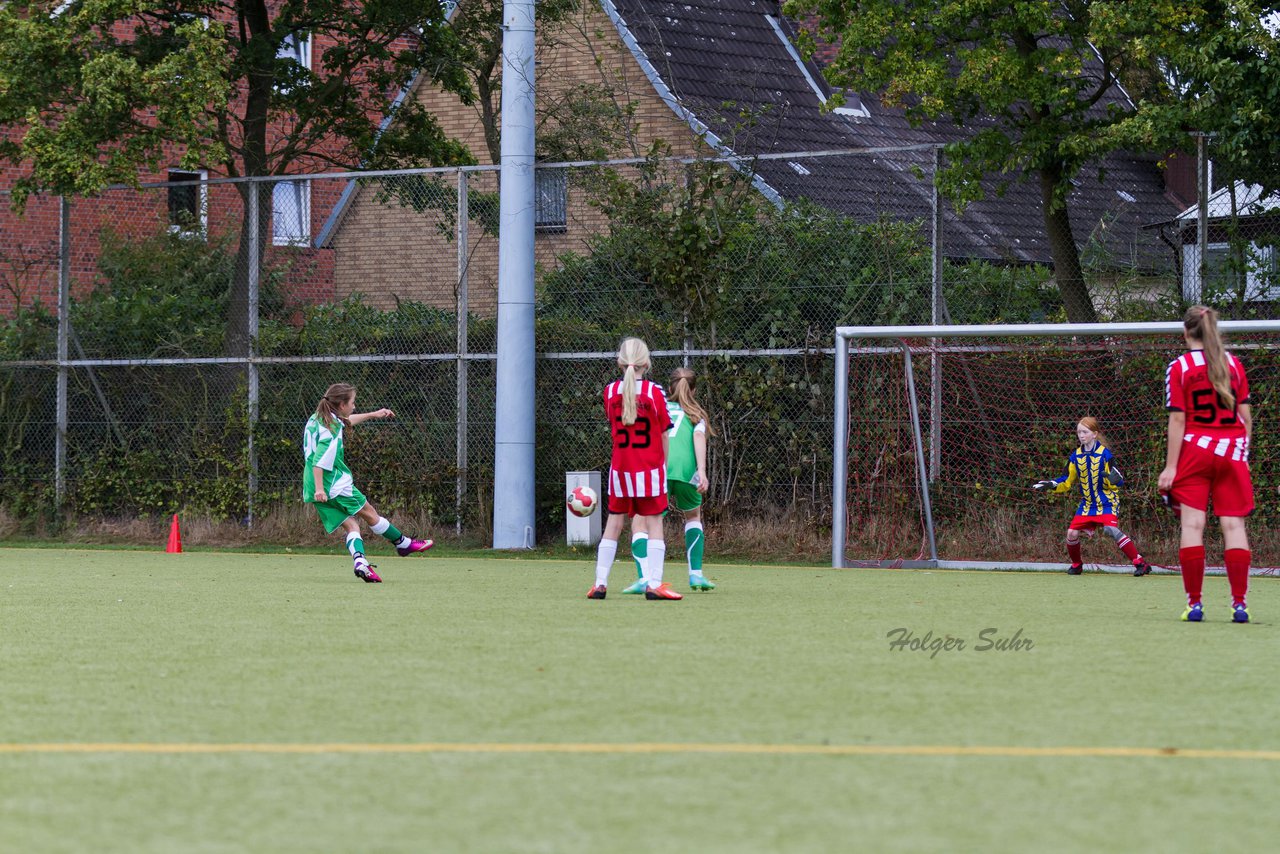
622;364;639;425
1184;305;1235;408
617;337;650;426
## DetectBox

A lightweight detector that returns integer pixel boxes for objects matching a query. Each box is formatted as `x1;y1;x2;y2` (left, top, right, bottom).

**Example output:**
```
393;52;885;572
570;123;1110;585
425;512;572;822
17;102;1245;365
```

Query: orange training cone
166;514;183;554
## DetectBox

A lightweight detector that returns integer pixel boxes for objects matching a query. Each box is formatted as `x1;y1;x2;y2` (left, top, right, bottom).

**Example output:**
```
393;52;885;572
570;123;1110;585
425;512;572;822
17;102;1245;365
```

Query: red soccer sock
1067;541;1083;566
1224;548;1251;606
1180;545;1206;605
1116;535;1140;563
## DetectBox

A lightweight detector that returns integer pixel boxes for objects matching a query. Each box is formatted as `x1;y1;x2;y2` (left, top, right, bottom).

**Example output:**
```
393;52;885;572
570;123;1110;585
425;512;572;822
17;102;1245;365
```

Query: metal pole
683;310;691;368
246;181;261;528
456;170;470;538
492;0;538;548
55;197;71;509
900;343;938;563
831;333;849;568
1195;133;1208;304
929;146;943;482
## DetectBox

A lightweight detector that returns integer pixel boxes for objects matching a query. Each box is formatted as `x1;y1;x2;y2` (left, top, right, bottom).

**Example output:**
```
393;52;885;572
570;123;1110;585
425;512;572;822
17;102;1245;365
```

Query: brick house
321;0;1186;315
317;0;711;315
0;8;419;315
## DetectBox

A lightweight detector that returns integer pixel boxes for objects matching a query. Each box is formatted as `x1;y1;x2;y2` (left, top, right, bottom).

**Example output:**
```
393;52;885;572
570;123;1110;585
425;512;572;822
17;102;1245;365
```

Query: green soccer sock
631;533;648;580
345;531;365;559
684;521;704;573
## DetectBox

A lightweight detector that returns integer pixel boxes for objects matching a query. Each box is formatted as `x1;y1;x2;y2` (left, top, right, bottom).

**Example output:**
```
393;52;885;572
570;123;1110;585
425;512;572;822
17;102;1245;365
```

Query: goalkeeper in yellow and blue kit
1032;417;1152;577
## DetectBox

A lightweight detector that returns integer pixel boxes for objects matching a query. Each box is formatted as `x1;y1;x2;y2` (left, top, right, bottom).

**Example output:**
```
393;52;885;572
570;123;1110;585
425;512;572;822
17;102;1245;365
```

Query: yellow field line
2;743;1279;760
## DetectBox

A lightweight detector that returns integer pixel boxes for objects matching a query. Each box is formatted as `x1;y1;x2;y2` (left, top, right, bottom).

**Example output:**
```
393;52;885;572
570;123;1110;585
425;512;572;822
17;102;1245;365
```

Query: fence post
246;181;261;528
1194;132;1208;303
929;146;943;482
456;169;470;538
55;196;71;510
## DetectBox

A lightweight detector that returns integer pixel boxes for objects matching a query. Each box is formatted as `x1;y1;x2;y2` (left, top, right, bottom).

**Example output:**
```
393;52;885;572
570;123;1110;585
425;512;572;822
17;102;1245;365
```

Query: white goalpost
832;320;1280;572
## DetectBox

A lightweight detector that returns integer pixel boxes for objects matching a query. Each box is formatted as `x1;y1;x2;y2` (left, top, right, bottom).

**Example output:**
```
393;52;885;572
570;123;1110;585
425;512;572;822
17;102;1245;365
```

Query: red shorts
1172;436;1254;516
607;493;668;517
1070;514;1117;531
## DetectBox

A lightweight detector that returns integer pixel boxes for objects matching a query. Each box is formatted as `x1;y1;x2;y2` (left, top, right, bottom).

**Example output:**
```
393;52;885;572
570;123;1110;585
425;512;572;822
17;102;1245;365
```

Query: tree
787;0;1221;322
1156;4;1280;193
0;0;475;354
445;0;641;165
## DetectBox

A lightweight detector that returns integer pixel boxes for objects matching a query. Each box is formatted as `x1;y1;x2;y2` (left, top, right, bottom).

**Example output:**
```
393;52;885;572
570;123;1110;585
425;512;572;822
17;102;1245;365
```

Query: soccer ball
566;485;599;518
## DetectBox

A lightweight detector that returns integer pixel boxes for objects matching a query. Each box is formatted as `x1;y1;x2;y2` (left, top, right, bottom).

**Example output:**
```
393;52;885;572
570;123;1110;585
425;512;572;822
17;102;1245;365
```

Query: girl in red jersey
587;338;681;601
1157;305;1254;623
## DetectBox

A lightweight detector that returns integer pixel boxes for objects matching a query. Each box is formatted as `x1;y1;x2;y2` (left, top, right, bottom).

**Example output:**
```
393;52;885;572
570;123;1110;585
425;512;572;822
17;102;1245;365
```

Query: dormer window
765;15;869;119
832;88;869;118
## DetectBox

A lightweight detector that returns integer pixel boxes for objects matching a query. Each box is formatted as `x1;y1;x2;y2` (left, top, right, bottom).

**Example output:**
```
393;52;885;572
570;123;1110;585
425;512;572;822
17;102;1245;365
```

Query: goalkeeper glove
1104;466;1125;487
1031;480;1057;491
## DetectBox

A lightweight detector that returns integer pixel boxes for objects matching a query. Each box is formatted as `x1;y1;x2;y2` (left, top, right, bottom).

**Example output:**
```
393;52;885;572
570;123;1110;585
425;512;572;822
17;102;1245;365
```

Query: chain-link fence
0;146;1272;547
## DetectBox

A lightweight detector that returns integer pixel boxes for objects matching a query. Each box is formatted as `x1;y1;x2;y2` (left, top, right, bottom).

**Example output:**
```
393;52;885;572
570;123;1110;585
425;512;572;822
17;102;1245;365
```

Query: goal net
833;321;1280;572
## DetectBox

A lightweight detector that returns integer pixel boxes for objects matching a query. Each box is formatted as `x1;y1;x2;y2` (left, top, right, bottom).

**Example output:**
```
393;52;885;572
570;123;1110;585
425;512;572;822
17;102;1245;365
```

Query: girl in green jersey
303;382;432;582
624;367;716;593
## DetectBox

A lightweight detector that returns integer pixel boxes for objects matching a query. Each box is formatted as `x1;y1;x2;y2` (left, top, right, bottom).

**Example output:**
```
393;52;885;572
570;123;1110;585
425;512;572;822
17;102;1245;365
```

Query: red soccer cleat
397;538;433;557
587;585;607;599
645;582;683;600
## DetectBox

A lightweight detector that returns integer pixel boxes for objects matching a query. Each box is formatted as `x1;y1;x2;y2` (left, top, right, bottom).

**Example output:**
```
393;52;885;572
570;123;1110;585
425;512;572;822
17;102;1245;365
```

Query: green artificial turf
1;548;1276;852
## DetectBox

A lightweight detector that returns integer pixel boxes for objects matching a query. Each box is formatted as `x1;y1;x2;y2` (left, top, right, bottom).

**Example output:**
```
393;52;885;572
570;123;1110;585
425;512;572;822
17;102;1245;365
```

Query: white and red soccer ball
566;485;599;518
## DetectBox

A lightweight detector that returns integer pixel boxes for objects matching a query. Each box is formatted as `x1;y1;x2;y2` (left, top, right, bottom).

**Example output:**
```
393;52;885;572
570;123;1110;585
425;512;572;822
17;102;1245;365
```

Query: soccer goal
832;321;1280;572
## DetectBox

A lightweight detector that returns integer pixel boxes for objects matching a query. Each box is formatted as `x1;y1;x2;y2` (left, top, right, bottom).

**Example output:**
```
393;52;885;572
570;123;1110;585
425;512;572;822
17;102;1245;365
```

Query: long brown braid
670;367;715;436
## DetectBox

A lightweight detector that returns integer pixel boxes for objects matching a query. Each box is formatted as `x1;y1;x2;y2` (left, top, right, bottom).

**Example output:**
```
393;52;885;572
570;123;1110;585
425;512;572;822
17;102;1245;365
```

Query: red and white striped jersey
603;379;673;498
1166;349;1250;440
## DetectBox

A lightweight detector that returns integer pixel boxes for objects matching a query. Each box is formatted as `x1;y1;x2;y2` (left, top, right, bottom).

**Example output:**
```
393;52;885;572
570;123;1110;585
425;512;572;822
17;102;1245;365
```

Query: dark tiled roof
607;0;1178;269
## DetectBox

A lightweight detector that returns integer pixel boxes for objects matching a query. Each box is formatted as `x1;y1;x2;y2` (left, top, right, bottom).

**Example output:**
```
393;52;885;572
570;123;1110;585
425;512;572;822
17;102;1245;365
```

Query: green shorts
667;480;703;514
311;487;368;533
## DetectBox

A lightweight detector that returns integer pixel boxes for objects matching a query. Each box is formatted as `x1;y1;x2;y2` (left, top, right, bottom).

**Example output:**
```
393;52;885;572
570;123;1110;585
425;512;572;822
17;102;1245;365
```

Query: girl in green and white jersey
623;367;716;593
303;382;432;582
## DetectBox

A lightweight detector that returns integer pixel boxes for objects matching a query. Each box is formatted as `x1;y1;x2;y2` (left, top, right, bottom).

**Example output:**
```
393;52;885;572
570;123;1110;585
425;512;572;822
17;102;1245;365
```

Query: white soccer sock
371;517;391;536
346;532;366;566
646;541;667;588
594;538;618;587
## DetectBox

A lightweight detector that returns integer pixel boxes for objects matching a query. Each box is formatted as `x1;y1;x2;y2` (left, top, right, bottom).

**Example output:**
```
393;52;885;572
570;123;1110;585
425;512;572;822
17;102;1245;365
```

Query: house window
535;169;567;234
273;180;310;246
1182;241;1280;302
276;32;311;93
167;169;207;236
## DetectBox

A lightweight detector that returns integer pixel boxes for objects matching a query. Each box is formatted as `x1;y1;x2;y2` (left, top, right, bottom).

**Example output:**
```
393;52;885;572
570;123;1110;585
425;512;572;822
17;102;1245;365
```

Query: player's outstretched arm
349;408;395;426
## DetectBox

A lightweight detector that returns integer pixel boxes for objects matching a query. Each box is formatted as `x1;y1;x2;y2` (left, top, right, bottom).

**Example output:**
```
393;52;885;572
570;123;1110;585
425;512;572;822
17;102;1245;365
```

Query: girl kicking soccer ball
303;382;432;582
1032;417;1152;576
